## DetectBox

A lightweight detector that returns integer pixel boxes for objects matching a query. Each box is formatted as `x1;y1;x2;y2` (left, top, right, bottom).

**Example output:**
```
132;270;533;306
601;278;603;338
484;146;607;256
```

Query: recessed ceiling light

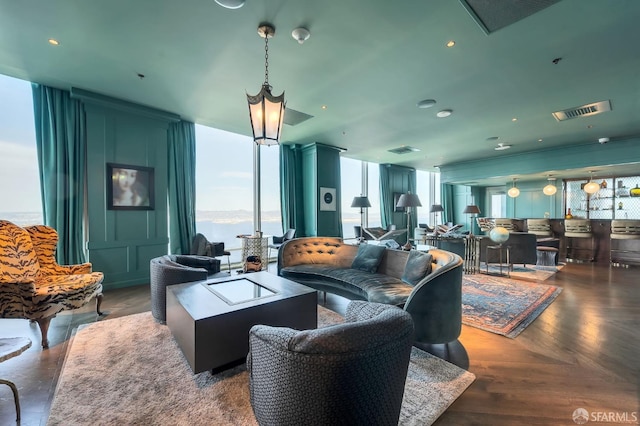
446;40;455;48
511;117;518;122
417;99;436;109
436;109;452;118
321;105;327;110
48;38;59;46
538;138;543;142
495;143;511;151
214;0;245;9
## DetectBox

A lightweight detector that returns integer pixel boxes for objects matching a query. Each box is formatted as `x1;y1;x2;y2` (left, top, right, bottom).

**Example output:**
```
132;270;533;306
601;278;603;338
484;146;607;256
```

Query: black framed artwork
394;192;404;212
106;163;155;210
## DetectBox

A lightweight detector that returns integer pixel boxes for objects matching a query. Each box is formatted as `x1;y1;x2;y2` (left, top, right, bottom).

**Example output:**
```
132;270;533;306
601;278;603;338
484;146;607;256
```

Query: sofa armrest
344;300;402;323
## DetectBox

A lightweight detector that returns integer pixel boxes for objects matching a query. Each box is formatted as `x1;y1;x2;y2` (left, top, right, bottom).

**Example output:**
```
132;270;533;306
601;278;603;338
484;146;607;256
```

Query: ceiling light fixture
417;99;436;109
446;40;456;47
291;27;311;44
214;0;245;9
508;178;520;198
48;38;59;46
583;171;600;195
247;23;285;146
494;143;511;151
543;177;557;196
436;109;452;118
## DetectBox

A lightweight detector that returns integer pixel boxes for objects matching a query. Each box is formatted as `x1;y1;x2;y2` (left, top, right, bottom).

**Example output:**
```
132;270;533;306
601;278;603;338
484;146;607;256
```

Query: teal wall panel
79;89;179;289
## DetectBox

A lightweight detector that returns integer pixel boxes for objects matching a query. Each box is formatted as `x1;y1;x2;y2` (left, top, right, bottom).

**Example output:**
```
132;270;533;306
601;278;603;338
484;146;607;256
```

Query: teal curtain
168;121;197;254
441;183;455;224
280;144;305;236
31;84;86;265
379;164;393;229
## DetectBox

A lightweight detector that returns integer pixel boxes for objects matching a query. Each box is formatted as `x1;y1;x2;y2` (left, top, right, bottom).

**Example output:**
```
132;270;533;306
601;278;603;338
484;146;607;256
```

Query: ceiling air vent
284;107;313;126
552;100;612;122
388;146;421;154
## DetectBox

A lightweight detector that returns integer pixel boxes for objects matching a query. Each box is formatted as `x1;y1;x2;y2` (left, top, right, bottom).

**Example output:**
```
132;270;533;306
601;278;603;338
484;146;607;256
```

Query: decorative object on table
396;192;422;250
243;255;263;273
543;177;557;196
583;171;600;195
565;208;573;219
0;337;32;421
616;180;630;197
47;309;475;426
462;204;481;237
507;178;520;198
489;226;510;244
319;187;337;211
430;204;444;232
106;163;154;210
246;23;285;244
462;274;562;338
351;195;371;242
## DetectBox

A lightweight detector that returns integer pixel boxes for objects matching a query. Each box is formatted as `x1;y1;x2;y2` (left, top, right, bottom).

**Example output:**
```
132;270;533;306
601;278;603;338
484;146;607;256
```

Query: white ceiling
1;0;639;182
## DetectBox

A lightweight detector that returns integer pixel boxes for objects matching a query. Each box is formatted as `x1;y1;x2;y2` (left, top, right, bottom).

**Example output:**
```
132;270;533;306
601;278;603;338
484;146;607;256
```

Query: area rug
47;307;475;426
462;273;562;338
480;262;564;282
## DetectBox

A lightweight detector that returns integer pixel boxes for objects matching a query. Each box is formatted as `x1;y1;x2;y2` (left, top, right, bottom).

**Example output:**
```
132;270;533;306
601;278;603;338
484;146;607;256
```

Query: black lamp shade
463;204;481;214
430;204;444;213
351;196;371;208
396;193;422;208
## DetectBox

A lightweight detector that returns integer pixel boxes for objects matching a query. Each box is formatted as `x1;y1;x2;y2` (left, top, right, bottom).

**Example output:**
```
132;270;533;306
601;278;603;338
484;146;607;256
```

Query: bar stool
564;219;594;262
610;219;640;267
527;218;552;237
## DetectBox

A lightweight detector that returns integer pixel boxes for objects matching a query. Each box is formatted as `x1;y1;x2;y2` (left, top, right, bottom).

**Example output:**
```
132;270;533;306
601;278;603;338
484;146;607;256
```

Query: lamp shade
247;85;286;145
583;180;600;194
462;204;481;214
351;196;371;208
543;178;557;196
508;186;520;197
396;193;422;208
430;204;444;213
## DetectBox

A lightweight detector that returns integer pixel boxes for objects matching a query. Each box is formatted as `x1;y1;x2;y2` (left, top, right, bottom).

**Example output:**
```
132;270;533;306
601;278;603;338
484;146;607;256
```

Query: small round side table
1;337;32;421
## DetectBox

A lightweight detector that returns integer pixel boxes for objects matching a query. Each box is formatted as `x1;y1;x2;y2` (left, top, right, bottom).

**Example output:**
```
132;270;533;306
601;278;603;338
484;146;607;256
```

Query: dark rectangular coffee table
166;271;317;374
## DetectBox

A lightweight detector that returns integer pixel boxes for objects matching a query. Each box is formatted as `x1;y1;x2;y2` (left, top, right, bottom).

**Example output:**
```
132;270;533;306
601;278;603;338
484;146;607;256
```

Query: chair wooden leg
35;316;53;349
96;293;104;315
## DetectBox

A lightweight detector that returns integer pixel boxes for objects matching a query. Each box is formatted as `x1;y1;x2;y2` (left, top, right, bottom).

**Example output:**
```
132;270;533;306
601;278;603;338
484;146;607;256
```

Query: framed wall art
106;163;155;210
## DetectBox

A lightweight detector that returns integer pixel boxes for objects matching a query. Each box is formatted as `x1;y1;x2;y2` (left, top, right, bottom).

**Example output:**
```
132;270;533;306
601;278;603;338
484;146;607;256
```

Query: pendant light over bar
247;23;286;145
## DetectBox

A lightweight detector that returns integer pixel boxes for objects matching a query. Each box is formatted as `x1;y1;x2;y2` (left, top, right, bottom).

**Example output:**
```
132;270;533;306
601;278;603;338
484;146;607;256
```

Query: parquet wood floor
0;263;637;425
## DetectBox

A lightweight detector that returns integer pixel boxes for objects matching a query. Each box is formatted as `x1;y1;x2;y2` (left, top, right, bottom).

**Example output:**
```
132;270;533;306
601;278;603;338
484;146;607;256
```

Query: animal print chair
0;220;104;348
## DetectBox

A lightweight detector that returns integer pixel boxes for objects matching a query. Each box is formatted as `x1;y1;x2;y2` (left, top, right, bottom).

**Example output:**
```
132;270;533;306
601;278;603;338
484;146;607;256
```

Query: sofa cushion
401;250;432;286
280;264;413;305
351;244;386;273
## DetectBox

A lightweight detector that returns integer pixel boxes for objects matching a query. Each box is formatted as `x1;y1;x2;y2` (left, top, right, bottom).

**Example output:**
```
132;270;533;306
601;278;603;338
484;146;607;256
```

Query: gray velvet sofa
278;237;464;343
479;231;538;267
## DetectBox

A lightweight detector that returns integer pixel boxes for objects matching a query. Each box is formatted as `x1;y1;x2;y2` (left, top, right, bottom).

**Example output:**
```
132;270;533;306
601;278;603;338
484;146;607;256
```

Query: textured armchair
247;301;414;426
0;221;104;348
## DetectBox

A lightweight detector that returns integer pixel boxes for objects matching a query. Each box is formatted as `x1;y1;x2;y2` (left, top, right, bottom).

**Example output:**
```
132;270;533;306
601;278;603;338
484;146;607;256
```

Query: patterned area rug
462;273;562;338
48;307;475;425
481;262;564;282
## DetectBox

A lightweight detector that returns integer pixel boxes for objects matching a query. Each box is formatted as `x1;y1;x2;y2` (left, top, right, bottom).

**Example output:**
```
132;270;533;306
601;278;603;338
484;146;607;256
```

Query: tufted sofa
0;220;104;348
278;237;464;343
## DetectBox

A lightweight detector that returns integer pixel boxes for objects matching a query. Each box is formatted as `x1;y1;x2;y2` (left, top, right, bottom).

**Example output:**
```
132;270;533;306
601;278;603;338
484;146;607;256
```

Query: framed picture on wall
394;192;404;212
319;187;337;211
106;163;155;210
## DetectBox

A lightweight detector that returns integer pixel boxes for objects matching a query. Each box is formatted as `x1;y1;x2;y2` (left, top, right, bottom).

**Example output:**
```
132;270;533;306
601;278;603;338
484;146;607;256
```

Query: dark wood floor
0;262;638;426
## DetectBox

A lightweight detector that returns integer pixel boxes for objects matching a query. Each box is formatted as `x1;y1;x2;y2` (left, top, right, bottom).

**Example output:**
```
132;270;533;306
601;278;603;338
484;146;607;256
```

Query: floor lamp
430;204;444;233
351;195;371;243
463;204;481;237
396;192;422;250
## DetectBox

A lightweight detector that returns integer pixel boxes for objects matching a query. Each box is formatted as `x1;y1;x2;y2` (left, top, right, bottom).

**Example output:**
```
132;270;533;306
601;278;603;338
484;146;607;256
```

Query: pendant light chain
264;35;269;87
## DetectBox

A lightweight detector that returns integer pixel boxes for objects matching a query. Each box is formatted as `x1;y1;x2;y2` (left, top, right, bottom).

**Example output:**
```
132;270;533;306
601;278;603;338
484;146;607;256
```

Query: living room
1;1;639;425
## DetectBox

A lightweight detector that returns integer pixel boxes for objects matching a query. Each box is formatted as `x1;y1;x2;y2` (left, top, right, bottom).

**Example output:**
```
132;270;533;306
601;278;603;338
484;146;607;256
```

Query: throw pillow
401;250;433;286
351;244;386;273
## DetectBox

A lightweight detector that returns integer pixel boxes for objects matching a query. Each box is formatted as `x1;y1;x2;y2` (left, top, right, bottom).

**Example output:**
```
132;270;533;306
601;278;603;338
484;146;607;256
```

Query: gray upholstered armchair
247;301;414;426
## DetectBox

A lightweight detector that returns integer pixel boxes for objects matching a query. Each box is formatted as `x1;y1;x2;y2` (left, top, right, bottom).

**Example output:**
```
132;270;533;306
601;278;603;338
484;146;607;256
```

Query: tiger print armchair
0;220;104;348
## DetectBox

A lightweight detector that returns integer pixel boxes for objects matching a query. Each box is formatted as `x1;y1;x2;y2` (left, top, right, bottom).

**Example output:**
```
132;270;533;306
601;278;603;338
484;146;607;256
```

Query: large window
416;170;441;227
0;74;42;226
195;125;281;263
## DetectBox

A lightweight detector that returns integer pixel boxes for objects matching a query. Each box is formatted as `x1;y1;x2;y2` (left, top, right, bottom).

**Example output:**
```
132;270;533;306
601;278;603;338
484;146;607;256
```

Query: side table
485;244;510;277
239;236;269;271
1;337;32;421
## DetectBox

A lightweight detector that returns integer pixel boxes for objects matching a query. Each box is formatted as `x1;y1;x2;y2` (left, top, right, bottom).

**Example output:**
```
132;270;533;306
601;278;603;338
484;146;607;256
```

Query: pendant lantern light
508;178;520;198
543;177;557;196
583;171;600;195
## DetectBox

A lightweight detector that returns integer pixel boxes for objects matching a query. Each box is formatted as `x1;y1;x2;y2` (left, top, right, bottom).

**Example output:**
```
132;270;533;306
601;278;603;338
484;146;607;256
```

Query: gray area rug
47;307;475;425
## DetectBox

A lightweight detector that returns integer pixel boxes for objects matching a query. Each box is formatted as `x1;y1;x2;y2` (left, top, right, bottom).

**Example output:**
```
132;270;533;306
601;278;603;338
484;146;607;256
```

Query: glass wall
0;74;42;226
195;125;282;264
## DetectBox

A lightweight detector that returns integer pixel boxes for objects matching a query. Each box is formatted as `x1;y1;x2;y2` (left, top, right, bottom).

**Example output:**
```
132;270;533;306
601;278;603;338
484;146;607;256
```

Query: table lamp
351;195;371;242
396;192;422;250
430;204;444;232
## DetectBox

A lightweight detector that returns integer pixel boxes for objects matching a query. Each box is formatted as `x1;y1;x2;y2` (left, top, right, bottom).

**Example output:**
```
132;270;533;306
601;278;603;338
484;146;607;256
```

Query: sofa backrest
278;237;458;280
